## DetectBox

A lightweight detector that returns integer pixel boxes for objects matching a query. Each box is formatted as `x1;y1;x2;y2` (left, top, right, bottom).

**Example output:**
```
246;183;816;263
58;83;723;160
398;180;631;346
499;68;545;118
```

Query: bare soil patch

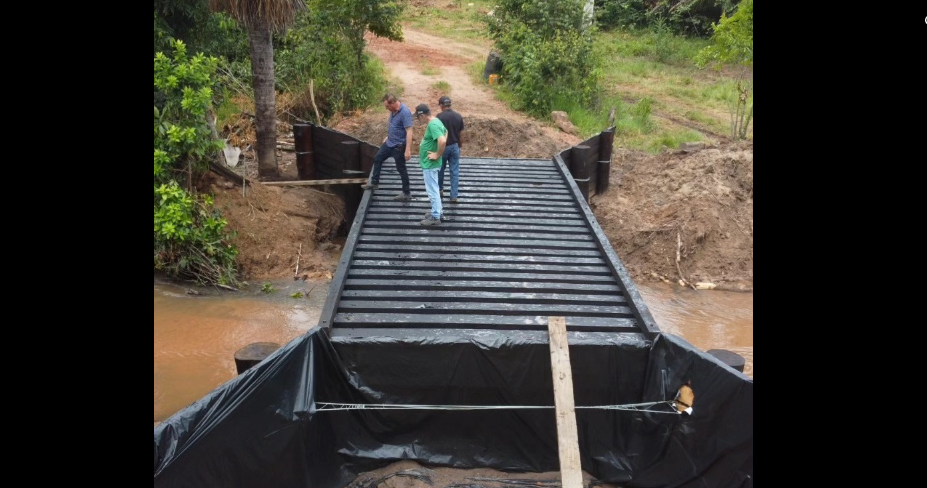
596;141;754;290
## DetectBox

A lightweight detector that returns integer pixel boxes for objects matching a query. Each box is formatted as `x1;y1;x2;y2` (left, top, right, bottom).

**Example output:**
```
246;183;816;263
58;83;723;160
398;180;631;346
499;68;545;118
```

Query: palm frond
210;0;306;32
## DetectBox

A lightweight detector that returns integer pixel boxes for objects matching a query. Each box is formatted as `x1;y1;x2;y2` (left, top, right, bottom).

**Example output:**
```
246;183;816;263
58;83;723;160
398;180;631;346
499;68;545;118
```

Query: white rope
315;401;680;414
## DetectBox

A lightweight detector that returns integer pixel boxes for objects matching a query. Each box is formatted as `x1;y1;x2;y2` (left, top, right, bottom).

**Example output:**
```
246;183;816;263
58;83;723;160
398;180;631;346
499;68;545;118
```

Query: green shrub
651;18;673;63
154;182;239;286
274;4;393;122
154;40;239;287
696;0;753;67
154;1;249;62
488;0;600;118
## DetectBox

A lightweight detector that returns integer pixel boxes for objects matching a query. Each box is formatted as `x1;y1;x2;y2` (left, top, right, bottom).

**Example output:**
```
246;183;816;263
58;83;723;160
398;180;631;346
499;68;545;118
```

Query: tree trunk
249;23;278;177
583;0;594;30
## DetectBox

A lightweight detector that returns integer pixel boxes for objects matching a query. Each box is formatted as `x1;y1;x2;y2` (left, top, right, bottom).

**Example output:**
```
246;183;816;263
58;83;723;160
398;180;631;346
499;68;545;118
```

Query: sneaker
420;216;442;226
361;182;378;190
450;198;459;203
392;193;412;201
424;211;446;220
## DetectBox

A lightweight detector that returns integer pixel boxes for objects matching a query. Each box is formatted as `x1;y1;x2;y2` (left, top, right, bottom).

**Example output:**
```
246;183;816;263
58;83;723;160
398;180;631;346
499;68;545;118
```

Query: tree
695;0;752;139
695;0;753;67
487;0;599;117
210;0;307;177
584;0;594;29
310;0;404;68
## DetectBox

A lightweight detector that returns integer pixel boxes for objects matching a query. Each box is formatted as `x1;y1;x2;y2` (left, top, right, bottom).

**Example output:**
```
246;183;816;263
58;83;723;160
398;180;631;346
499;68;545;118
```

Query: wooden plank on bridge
547;316;584;488
262;178;367;187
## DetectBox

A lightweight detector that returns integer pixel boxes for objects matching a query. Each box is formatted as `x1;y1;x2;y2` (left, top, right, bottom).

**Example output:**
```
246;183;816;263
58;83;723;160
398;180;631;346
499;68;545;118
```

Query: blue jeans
370;143;410;194
422;168;442;219
439;143;460;199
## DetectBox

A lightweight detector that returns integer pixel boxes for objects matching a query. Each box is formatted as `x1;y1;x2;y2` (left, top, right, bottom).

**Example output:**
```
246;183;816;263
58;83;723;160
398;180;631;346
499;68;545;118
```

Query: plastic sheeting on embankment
154;327;753;488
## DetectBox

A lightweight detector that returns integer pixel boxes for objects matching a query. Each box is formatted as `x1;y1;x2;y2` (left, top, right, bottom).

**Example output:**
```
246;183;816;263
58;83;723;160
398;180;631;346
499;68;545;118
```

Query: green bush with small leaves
487;0;601;118
273;1;402;122
154;1;249;62
695;0;753;67
154;40;240;287
154;182;239;286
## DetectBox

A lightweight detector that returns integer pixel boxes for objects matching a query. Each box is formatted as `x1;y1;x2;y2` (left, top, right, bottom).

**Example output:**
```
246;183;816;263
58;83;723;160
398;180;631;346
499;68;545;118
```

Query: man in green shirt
414;103;447;226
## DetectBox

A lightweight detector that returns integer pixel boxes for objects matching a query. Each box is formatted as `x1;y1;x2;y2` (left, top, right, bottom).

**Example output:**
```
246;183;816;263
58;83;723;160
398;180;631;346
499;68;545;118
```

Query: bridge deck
319;156;659;336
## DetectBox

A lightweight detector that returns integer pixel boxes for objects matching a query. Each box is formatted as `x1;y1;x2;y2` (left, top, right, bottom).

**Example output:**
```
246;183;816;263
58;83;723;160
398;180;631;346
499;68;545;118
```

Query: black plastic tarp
154;328;752;488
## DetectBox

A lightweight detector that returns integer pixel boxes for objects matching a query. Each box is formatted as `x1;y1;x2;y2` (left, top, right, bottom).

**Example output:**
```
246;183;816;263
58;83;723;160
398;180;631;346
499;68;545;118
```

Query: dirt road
333;28;582;158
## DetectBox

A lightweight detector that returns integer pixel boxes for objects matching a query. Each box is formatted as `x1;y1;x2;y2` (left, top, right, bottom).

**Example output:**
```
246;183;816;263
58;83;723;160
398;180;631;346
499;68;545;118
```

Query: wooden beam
209;161;253;187
261;178;367;187
547;316;584;488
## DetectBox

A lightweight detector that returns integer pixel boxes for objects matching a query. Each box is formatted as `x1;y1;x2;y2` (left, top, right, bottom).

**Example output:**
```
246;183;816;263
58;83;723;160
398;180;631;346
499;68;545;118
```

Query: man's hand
404;127;413;160
427;151;441;161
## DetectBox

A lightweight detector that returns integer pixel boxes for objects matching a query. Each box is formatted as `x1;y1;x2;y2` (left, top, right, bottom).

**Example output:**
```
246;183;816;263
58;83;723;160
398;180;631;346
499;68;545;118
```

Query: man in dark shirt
435;96;464;202
361;94;413;201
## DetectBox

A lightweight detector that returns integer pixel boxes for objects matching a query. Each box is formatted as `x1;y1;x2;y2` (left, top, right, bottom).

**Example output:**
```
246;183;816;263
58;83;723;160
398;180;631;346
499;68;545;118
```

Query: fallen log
262;178;367;187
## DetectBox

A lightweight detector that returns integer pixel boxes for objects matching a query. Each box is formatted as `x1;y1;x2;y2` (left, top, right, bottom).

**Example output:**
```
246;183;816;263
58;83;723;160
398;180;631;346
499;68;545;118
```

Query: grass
406;0;496;45
466;60;485;81
407;4;753;151
432;80;451;92
592;29;754;149
644;130;705;153
467;59;520;107
215;86;242;122
385;75;405;99
684;110;712;124
420;60;440;76
596;27;709;66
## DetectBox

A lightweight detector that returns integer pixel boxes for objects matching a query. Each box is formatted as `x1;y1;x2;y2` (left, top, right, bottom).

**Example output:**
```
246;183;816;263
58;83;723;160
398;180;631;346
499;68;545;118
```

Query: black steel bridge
317;151;660;339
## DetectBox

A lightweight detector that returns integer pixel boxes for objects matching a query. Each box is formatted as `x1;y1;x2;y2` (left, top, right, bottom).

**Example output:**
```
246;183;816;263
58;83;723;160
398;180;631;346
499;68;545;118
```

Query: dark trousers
370;143;410;195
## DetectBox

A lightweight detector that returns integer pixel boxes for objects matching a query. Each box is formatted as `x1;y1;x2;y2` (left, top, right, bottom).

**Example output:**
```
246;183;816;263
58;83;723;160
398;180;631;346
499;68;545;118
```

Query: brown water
153;278;330;423
638;283;753;377
154;279;753;423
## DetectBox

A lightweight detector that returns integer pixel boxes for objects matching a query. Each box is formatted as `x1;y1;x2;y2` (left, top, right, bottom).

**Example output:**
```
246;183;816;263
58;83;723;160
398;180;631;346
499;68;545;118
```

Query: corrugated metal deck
319;156;659;335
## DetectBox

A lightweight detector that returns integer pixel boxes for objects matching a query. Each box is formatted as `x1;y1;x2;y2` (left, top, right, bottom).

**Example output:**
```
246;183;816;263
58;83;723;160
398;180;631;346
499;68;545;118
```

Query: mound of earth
333;114;573;159
202;166;345;282
595;141;754;290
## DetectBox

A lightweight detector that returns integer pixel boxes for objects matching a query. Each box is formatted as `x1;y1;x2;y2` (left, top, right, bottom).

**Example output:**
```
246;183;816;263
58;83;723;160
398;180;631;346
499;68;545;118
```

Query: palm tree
210;0;306;177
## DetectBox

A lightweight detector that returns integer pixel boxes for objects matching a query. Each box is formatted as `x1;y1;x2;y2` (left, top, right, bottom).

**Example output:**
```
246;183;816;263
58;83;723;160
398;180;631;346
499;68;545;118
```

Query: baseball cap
414;103;430;116
438;96;452;107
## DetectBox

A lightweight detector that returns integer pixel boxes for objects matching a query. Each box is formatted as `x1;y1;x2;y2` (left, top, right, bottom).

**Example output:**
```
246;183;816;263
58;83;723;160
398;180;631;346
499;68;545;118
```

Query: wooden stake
676;232;696;290
310;79;322;125
547;316;584;488
294;243;301;278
